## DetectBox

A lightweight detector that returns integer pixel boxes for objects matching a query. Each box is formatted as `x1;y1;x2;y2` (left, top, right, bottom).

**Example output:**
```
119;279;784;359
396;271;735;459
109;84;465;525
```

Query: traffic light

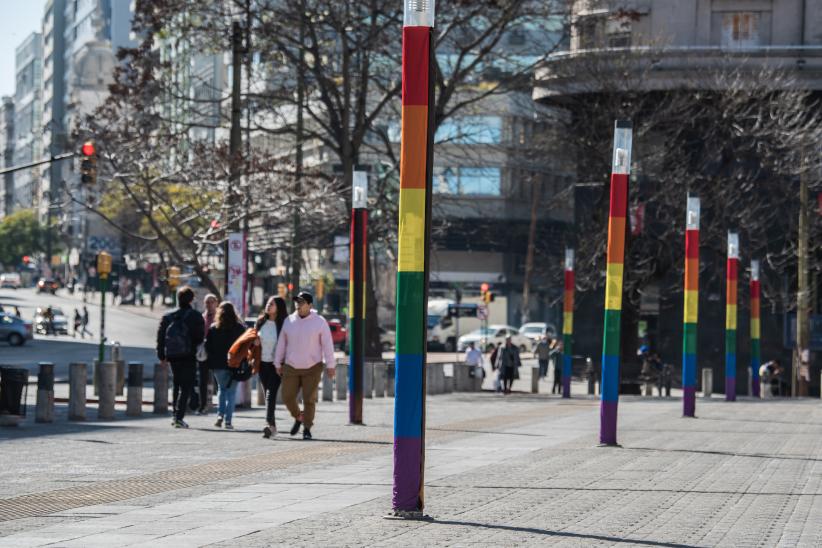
277;283;287;298
481;283;495;304
167;266;181;289
80;140;97;186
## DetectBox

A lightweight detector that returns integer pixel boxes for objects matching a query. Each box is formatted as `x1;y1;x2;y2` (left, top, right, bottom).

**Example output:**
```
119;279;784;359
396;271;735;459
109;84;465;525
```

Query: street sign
477;305;488;320
447;303;478;318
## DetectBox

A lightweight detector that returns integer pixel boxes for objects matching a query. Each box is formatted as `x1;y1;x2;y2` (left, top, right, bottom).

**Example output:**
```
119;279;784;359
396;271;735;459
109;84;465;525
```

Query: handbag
231;358;253;382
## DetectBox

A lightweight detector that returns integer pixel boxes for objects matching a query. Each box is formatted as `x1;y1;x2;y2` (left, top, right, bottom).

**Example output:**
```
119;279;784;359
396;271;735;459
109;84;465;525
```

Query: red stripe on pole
727;259;738;280
751;280;760;300
685;230;699;259
564;270;575;291
608;173;629;219
402;27;430;106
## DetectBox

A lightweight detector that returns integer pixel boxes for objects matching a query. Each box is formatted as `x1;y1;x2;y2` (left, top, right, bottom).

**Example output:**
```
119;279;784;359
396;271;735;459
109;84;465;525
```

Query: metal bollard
426;363;444;395
35;362;55;423
98;362;117;420
702;368;713;398
322;369;334;402
111;342;125;396
531;366;539;394
68;362;87;421
373;362;386;398
126;362;143;417
443;363;453;394
153;362;169;414
364;362;374;399
386;361;395;397
454;363;470;391
336;363;348;401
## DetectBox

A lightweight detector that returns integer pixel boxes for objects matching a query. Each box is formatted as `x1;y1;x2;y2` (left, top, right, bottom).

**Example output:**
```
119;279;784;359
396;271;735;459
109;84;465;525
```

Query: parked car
36;278;59;294
0;273;21;289
0;312;33;346
518;322;558;349
457;324;532;353
328;318;348;352
34;306;69;335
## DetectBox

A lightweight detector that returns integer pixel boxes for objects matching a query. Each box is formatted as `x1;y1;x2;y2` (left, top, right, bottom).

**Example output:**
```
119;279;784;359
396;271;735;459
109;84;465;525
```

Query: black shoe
303;429;312;440
290;419;302;436
263;425;272;439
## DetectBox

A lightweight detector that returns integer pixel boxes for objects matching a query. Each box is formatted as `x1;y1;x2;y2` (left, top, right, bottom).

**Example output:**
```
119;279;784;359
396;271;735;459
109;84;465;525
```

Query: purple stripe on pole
599;400;619;445
725;378;736;401
562;377;570;398
393;436;422;511
683;386;695;417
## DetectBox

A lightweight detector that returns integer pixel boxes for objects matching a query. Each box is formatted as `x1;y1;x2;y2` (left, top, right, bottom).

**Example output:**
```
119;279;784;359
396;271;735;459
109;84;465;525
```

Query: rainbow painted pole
750;260;761;398
600;120;632;446
348;171;368;424
725;232;739;402
682;196;700;417
562;249;574;398
392;0;435;515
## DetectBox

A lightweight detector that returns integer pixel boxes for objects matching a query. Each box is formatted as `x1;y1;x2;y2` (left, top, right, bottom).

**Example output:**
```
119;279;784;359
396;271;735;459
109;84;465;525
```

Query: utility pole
795;153;810;397
224;21;244;310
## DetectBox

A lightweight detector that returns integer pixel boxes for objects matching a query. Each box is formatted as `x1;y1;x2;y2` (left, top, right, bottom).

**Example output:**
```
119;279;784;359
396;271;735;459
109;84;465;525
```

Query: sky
0;0;49;98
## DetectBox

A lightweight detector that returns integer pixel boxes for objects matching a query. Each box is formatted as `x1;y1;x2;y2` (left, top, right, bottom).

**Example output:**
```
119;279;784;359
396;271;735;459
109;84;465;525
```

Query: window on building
434;166;501;196
577;15;606;49
721;12;761;48
436;116;502;145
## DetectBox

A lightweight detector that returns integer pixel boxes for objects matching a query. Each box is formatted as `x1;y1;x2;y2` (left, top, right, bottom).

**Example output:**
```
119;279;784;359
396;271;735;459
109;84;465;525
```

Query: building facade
0;97;14;217
13;33;43;211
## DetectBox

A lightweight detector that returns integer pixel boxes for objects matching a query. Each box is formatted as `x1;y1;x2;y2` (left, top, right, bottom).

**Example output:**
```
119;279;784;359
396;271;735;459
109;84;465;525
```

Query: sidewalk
1;390;821;546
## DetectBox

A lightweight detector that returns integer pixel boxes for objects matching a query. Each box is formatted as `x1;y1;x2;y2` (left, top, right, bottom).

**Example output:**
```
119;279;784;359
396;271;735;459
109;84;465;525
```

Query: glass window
722;12;761;47
435;116;501;144
460;167;501;195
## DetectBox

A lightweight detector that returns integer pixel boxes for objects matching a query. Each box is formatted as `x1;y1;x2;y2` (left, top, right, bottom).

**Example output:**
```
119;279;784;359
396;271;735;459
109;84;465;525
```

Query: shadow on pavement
428;483;822;497
427;520;699;548
625;445;822;463
0;422;133;441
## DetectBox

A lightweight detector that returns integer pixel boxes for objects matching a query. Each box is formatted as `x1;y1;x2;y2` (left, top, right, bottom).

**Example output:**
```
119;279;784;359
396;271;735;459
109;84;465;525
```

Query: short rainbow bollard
750;260;761;398
725;232;739;402
562;248;574;398
682;196;700;417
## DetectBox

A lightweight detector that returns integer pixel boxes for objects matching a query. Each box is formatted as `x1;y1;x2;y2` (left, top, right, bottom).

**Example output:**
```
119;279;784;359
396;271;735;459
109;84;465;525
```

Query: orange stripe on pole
606;216;626;265
400;106;428;190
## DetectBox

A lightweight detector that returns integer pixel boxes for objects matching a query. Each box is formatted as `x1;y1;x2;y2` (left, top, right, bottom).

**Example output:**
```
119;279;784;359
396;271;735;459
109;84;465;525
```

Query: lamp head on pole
352;171;368;209
751;260;760;281
404;0;435;27
611;120;633;175
686;196;700;230
728;232;739;259
565;249;574;271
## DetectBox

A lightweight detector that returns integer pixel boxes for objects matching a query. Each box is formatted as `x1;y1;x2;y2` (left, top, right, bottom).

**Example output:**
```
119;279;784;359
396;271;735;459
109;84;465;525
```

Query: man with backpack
156;286;205;428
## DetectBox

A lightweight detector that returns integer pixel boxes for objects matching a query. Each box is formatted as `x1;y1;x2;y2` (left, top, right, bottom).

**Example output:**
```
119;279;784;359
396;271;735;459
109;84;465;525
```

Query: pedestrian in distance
156;286;205;429
535;335;551;380
73;309;82;339
196;294;219;414
464;341;485;380
81;306;91;337
205;302;246;430
255;296;288;439
550;338;562;394
490;342;503;393
496;336;521;395
274;291;336;440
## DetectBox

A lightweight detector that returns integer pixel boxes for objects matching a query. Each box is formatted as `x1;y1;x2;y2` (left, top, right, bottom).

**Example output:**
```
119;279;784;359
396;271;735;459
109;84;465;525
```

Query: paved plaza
0;386;821;547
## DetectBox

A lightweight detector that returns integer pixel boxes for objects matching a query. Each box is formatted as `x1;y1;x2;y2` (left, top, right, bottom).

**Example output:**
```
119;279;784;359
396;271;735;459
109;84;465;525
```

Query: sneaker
224;423;234;430
290;414;303;436
214;416;223;428
302;429;312;440
263;425;273;439
173;419;189;429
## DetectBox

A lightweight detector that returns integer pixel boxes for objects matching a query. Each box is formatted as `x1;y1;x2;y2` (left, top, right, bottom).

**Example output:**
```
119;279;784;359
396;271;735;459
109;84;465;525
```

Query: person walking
205;302;246;430
156;286;205;429
496;336;521;395
464;341;485;381
550;339;563;394
73;309;83;339
489;342;503;393
255;296;288;439
196;294;219;414
274;291;336;440
535;335;551;380
81;306;91;337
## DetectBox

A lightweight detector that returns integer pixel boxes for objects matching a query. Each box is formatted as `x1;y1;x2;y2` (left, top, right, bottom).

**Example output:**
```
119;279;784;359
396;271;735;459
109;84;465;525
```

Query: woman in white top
255;296;289;438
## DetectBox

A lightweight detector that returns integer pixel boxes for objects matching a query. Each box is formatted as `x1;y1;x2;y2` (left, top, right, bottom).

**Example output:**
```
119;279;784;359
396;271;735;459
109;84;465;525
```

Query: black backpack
164;309;193;360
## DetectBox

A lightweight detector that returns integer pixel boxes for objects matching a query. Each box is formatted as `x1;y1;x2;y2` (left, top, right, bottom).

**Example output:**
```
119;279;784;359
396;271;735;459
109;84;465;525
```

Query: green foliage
0;210;46;268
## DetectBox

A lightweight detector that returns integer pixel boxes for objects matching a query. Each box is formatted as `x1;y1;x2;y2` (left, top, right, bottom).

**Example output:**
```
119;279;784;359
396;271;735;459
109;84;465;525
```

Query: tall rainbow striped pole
392;0;435;516
348;171;368;424
750;260;761;398
725;232;739;402
600;120;632;446
682;196;700;417
562;248;574;398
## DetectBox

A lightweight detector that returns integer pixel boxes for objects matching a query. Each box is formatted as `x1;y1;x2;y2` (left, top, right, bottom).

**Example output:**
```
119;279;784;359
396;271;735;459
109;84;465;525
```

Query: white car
0;273;21;289
519;322;558;348
458;325;532;353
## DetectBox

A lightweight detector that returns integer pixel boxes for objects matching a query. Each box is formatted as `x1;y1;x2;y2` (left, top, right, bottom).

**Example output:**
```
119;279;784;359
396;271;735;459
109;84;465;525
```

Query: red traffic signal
480;283;489;293
81;141;95;157
22;255;30;264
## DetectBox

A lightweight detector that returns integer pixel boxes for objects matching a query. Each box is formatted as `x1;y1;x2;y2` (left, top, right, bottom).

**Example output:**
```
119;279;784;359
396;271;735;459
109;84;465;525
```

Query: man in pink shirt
275;291;336;440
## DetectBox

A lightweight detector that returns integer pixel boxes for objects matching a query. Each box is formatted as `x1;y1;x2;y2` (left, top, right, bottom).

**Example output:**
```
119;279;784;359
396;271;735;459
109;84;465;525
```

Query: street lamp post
599;120;632;447
725;232;739;402
97;251;112;363
562;249;574;399
392;0;435;517
349;171;368;425
750;260;761;398
682;196;700;417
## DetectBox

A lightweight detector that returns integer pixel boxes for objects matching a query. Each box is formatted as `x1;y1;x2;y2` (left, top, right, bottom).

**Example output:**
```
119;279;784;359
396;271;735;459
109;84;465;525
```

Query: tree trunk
520;178;541;324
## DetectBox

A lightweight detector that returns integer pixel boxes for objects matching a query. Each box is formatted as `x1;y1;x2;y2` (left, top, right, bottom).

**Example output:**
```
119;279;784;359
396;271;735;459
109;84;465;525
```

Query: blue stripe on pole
601;354;620;401
563;354;572;376
394;353;423;438
682;354;697;387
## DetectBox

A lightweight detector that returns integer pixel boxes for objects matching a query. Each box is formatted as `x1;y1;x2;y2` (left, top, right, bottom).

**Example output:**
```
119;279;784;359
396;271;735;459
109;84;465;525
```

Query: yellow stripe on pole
725;304;737;330
750;317;760;339
563;312;574;334
604;262;624;311
397;188;427;273
683;290;699;323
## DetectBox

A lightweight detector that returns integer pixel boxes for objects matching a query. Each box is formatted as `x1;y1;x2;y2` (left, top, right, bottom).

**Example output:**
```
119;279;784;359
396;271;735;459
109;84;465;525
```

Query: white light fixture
565;249;574;271
686;196;700;230
751;260;760;281
728;232;739;259
352;171;368;209
612;120;633;175
404;0;435;27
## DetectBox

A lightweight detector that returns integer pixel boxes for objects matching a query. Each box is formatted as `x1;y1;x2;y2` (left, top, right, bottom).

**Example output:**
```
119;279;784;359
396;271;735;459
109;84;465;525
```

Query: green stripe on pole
602;309;622;357
682;323;697;355
395;271;426;355
563;333;572;353
725;330;737;354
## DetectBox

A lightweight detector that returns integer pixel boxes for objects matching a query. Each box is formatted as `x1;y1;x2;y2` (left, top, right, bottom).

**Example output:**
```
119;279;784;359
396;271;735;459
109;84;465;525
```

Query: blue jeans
213;369;237;424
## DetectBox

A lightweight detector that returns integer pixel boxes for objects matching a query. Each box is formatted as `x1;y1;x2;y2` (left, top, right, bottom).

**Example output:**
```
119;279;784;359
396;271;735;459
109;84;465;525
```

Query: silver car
0;313;33;346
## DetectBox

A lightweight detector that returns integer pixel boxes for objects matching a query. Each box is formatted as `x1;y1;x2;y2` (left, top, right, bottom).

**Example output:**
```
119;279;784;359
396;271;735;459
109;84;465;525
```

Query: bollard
98;361;116;420
322;369;334;402
386;361;395;397
126;362;143;417
426;363;445;395
644;382;654;396
747;368;753;398
531;366;539;394
111;342;125;396
35;362;55;423
364;362;374;399
373;362;386;398
153;362;169;414
336;363;348;401
702;368;713;398
68;362;87;421
454;363;470;392
442;363;453;394
236;380;253;408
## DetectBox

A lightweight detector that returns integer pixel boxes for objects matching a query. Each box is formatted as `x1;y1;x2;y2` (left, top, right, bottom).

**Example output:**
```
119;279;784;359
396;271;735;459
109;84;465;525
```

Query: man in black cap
274;291;336;440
